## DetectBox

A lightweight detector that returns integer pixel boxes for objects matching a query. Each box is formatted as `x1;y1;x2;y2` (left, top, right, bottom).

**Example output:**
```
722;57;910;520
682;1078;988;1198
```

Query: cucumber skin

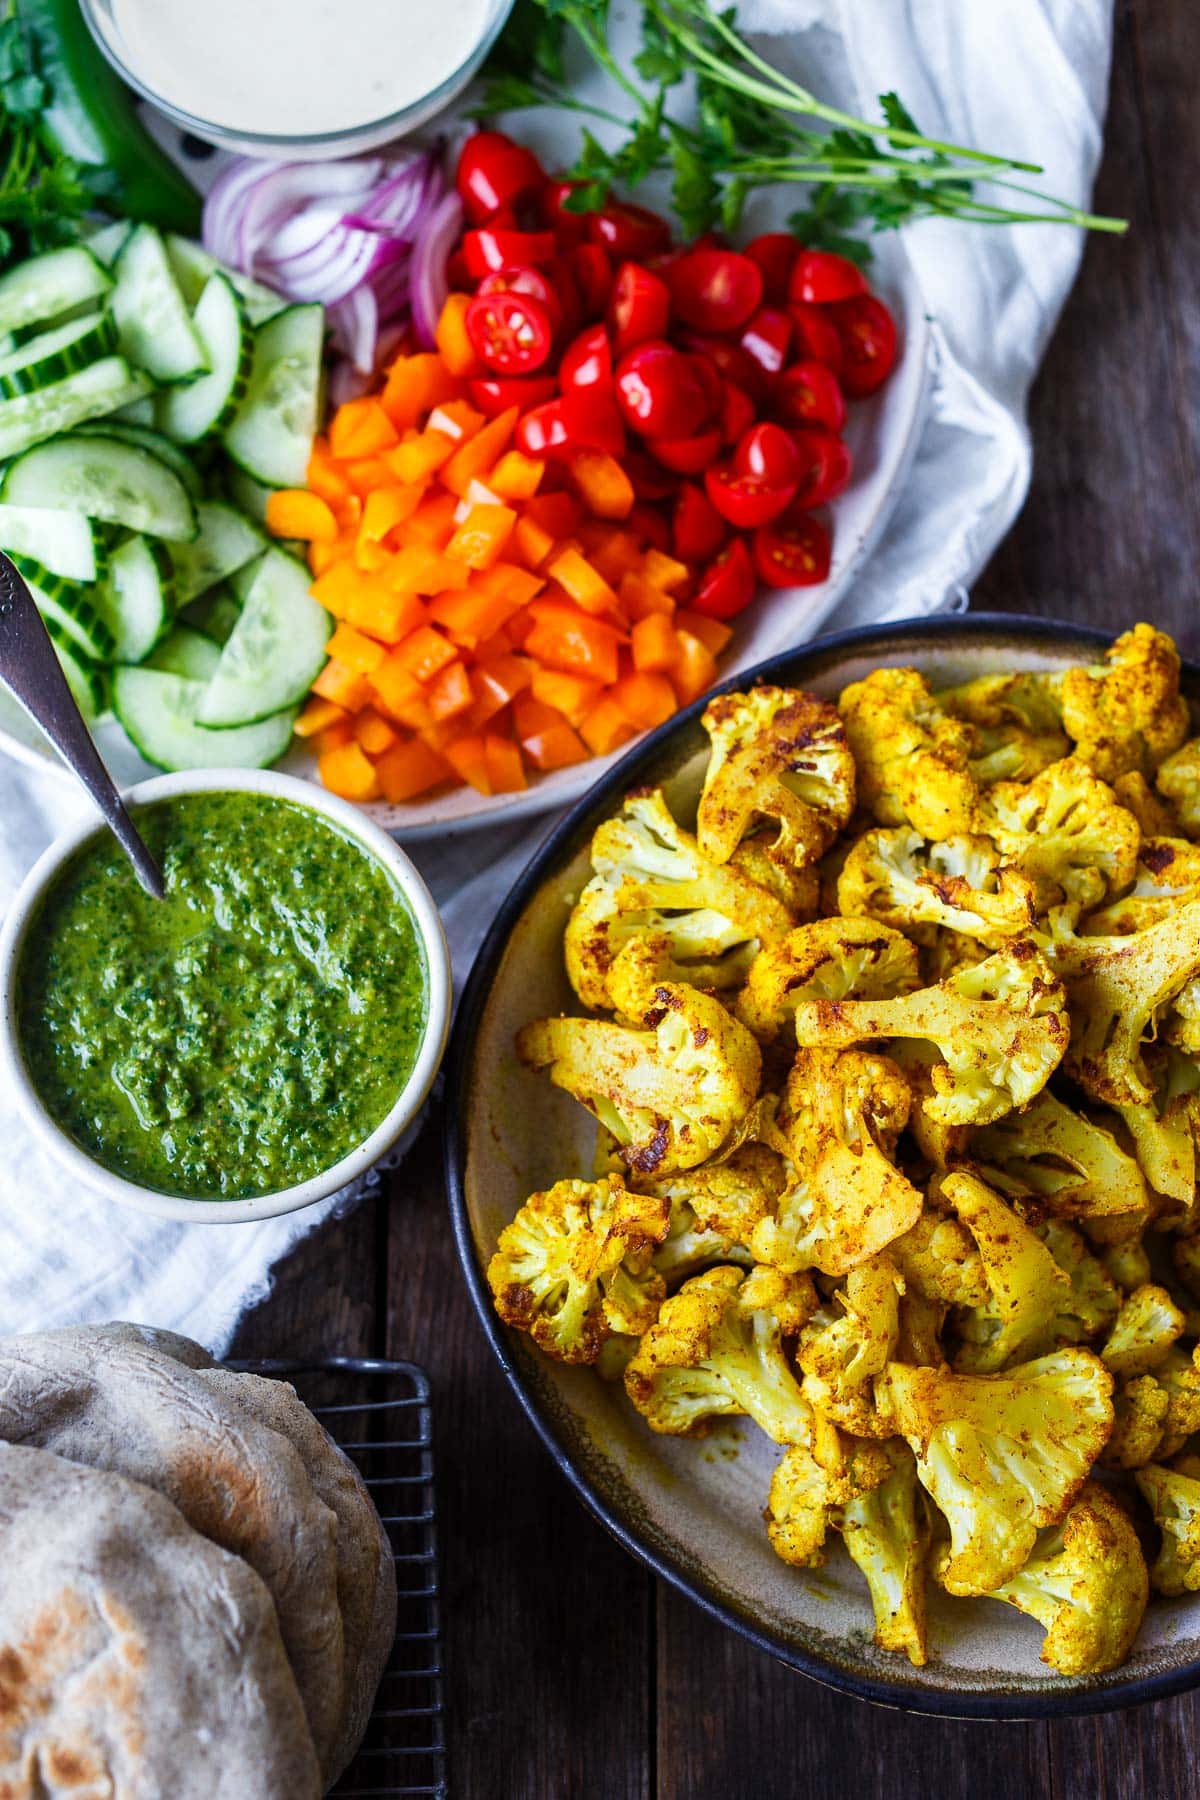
1;433;199;542
112;665;295;771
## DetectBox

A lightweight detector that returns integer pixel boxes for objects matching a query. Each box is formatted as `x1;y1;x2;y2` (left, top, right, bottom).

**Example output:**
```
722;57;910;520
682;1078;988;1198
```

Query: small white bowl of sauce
80;0;515;157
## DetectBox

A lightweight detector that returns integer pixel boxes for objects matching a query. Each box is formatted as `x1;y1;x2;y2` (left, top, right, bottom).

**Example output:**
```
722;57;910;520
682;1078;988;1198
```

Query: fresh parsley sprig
0;7;106;264
478;0;1126;257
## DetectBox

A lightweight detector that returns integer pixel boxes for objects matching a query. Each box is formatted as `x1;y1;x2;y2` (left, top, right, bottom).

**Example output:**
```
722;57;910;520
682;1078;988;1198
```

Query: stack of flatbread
0;1322;397;1797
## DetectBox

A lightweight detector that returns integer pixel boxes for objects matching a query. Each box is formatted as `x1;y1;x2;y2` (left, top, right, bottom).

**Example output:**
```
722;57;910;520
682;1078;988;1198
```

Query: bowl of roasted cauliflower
446;614;1200;1715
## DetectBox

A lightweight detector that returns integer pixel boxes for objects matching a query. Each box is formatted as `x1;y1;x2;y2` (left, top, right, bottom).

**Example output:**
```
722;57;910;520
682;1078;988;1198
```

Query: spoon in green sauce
0;551;165;900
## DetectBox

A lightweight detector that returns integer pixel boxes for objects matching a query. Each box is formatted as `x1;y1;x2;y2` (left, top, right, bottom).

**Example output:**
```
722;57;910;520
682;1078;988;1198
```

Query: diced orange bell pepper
428;585;519;648
386;428;457;486
426;658;474;721
568;450;635;521
349;585;426;643
529;666;604;728
579;696;637;756
642;548;691;594
484;733;527;793
354;708;399;756
342;456;394;495
329;397;399;460
488;450;545;502
428;399;485;442
386;542;463;596
326;621;386;673
306;438;352;504
581;527;643;586
308;536;344;577
434;293;479;378
470;562;545;608
674;609;733;656
265;489;338;543
611;670;678;731
371;665;435;732
441;406;519;498
631;613;683;674
293;695;346;739
443;732;492;794
524;721;589;771
393;625;459;684
618;571;675;621
311;717;356;755
524;601;623;684
671;629;720;704
547;546;617;617
474;652;533;711
311;659;373;710
444;502;517;570
524;492;581;538
361;484;424;545
381;353;463;431
375;736;453;802
511;514;556;570
400;490;459;546
319;740;380;800
513;694;563;740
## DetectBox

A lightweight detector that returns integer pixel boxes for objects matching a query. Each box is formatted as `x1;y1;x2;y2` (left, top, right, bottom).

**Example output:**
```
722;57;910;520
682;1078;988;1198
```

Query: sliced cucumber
75;419;205;499
13;555;115;661
181;584;241;645
169;498;264;603
44;617;105;722
0;357;150;460
2;433;198;540
223;462;273;526
112;664;295;770
112;224;209;386
147;625;221;680
113;394;156;425
222;304;323;489
0;246;111;338
165;236;287;324
195;547;329;727
85;221;133;268
157;275;251;443
0;309;119;400
0;504;104;581
97;533;175;663
229;552;266;603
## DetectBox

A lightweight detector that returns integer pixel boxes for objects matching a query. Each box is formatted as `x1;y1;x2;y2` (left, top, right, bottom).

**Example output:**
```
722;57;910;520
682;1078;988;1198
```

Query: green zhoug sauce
18;791;427;1200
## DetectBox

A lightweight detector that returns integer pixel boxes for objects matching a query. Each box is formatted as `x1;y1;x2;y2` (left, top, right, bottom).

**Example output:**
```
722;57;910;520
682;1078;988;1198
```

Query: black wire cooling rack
230;1356;448;1800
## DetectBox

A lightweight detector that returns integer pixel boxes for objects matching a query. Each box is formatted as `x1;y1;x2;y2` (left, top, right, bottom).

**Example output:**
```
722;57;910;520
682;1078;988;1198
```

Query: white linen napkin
0;0;1113;1354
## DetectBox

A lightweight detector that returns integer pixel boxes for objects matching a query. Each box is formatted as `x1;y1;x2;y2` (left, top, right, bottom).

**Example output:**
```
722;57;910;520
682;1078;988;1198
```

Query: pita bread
0;1442;321;1799
0;1327;347;1778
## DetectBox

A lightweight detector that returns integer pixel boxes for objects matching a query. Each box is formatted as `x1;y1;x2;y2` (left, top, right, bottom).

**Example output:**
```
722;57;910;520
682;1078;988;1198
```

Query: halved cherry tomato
666;247;763;334
647;426;723;476
735;421;801;487
775;360;846;434
744;232;800;303
790;428;853;507
677;333;767;400
614;340;708;439
693;536;756;619
515;398;570;457
587;201;671;261
558;322;613;393
704;461;796;528
567;243;615;316
752;507;832;587
622;447;679;501
630;502;672;551
468;374;557;418
446;249;473;292
673;482;728;563
562;385;626;455
608;261;671;354
462;226;558;279
477;267;564;338
719;380;756;446
540;179;591;246
829;294;899;396
465;289;555;374
788;247;867;305
456;132;545;224
788;301;844;374
740;307;792;380
682;353;722;424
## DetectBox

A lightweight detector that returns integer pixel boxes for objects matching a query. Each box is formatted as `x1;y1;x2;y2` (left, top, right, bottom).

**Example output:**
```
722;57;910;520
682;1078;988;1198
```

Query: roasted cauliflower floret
624;1264;817;1441
890;1205;988;1308
645;1143;784;1283
1112;770;1181;838
1032;1219;1122;1346
787;942;1068;1127
937;672;1070;786
564;787;795;1010
752;1050;922;1276
1152;1346;1200;1461
1055;623;1190;782
794;1256;903;1436
735;917;920;1045
876;1349;1115;1593
839;666;978;840
837;828;1041;947
1135;1461;1200;1595
984;1482;1148;1676
838;1438;931;1667
1102;1375;1170;1471
697;687;856;872
975;757;1140;909
1116;1047;1200;1205
1155;738;1200;837
943;1172;1070;1374
1100;1284;1186;1377
517;977;761;1179
487;1176;670;1363
1063;898;1200;1107
971;1089;1150;1222
1084;837;1200;937
765;1423;892;1569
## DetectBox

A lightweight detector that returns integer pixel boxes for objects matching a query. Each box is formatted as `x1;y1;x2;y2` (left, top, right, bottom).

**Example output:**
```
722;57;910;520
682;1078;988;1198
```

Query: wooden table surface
232;4;1200;1792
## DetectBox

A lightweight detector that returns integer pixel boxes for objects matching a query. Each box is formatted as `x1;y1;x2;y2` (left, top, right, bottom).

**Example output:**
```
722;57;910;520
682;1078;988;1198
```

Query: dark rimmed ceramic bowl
445;613;1200;1720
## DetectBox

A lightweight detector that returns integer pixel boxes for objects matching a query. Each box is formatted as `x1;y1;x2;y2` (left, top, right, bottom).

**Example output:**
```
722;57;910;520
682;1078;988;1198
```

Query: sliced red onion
410;190;463;350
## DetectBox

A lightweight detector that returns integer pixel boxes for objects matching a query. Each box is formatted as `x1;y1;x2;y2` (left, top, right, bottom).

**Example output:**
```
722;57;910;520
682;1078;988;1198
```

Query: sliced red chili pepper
775;360;847;434
704;461;797;529
462;226;559;279
693;536;756;619
788;301;844;374
829;293;899;397
734;421;801;487
566;243;615;317
647;425;723;476
456;132;546;225
788;247;868;305
465;289;555;375
673;482;728;563
608;261;671;354
558;322;613;393
539;179;592;247
752;507;832;587
789;428;853;507
446;248;473;292
743;232;800;304
561;384;626;456
477;266;564;339
587;200;671;261
719;380;756;446
666;247;763;334
468;374;558;418
630;501;673;552
515;398;571;457
740;307;793;380
614;340;709;439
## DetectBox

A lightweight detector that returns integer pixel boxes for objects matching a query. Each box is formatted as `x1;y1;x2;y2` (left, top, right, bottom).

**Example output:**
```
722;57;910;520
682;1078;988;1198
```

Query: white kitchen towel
0;0;1113;1354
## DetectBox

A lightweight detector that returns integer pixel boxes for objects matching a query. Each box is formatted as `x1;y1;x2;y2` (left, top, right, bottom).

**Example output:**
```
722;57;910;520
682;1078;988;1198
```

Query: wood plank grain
384;1102;653;1800
1048;1692;1200;1800
228;1191;381;1361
